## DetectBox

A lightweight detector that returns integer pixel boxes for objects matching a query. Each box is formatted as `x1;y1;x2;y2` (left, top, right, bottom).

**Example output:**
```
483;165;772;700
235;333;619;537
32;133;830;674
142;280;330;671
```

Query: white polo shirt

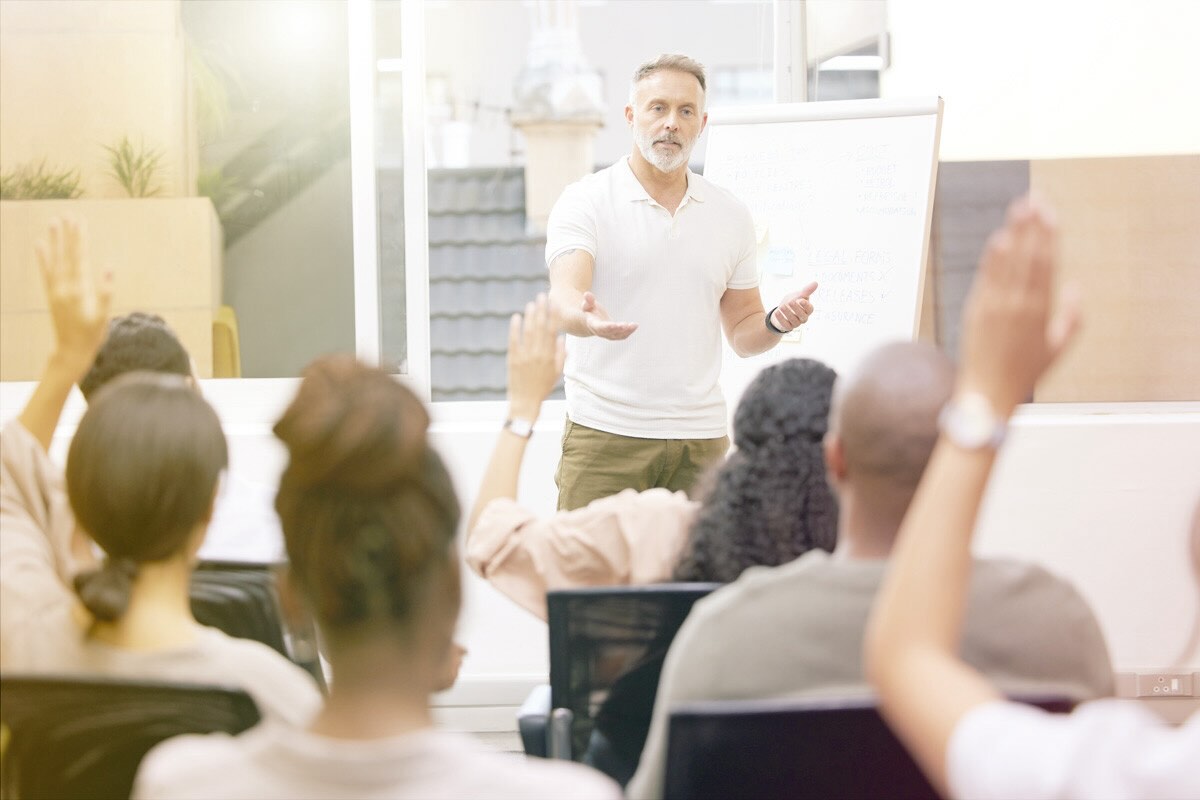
545;157;758;439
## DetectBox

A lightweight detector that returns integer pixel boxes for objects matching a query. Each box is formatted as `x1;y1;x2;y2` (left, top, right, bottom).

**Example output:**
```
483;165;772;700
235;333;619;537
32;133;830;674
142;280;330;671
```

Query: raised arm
19;219;113;450
863;197;1081;796
466;294;565;533
548;249;637;341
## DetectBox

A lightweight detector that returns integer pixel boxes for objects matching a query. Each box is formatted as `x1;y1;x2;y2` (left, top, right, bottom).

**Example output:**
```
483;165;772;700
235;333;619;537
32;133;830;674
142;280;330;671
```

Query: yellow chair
212;305;242;378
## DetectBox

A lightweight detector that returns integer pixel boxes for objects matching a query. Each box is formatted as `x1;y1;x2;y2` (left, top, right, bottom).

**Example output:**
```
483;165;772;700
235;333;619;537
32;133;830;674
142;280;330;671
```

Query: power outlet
1134;672;1195;698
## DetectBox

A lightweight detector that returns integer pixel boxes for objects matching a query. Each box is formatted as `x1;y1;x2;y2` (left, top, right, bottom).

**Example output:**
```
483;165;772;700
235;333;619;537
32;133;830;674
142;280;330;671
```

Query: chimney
511;0;604;235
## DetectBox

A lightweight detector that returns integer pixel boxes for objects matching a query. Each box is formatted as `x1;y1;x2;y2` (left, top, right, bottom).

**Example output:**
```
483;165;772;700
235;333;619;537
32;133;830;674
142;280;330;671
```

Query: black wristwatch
765;307;788;335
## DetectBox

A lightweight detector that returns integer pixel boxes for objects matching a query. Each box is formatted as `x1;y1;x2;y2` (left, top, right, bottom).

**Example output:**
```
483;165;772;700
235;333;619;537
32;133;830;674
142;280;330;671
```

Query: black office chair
518;583;720;783
0;674;261;800
662;693;1076;800
190;559;325;689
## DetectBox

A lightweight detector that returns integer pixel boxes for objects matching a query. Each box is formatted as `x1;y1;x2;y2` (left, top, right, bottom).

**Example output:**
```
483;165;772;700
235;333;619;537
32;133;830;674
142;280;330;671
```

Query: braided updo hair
673;358;839;584
273;355;461;635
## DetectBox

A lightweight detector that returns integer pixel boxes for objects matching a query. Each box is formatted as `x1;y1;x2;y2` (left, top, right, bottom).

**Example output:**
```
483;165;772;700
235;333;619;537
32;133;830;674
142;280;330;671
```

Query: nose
663;112;679;131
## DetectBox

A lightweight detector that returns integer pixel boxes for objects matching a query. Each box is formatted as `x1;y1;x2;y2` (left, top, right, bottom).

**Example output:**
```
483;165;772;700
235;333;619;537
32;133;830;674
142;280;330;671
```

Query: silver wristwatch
938;392;1006;450
503;417;534;439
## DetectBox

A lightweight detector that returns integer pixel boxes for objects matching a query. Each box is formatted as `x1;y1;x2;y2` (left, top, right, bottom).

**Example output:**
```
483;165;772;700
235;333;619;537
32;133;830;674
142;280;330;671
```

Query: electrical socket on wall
1134;672;1195;698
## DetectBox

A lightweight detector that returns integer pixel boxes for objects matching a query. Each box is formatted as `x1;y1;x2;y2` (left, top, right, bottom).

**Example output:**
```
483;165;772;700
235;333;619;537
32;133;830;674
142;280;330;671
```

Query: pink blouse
466;488;697;619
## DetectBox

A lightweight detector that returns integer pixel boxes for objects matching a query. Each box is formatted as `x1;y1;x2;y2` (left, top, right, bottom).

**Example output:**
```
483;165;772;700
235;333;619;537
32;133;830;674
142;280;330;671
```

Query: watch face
939;393;1005;449
505;418;534;438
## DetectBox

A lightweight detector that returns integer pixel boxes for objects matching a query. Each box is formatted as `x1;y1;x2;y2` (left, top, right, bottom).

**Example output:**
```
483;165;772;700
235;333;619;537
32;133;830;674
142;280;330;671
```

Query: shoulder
677;550;833;638
431;731;621;799
133;729;251;799
948;699;1200;800
690;172;754;219
191;626;322;721
968;558;1094;616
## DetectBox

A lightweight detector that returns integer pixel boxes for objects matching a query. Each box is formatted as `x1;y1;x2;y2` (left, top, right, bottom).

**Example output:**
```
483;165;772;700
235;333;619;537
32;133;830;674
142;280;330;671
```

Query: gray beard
637;138;690;173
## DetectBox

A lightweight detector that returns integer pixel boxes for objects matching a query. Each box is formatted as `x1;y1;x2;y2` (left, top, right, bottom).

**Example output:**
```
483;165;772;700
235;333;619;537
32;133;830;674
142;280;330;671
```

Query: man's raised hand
771;280;818;332
582;291;638;340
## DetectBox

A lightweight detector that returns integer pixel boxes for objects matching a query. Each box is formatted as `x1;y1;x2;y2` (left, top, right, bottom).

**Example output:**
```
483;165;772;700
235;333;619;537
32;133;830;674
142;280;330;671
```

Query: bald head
827;342;955;543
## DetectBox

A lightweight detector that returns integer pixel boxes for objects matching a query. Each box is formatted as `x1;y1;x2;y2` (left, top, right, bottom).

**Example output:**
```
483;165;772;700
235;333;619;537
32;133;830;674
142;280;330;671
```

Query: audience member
0;219;321;725
624;337;1115;799
467;294;838;619
864;197;1199;799
81;311;283;562
134;354;620;799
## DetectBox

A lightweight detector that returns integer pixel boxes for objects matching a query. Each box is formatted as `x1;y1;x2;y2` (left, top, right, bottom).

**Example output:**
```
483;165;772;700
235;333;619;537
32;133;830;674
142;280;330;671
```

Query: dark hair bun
274;354;431;495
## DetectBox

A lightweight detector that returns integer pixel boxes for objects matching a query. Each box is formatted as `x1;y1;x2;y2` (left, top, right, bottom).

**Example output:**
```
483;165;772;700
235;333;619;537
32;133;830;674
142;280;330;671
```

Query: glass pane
418;0;774;401
0;0;354;381
375;0;406;375
184;0;354;377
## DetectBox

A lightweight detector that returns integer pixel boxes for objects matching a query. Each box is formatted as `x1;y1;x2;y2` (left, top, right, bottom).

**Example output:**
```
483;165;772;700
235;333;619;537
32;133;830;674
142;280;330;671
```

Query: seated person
864;197;1198;799
467;295;839;619
624;334;1115;798
0;219;321;725
134;355;620;800
81;310;282;563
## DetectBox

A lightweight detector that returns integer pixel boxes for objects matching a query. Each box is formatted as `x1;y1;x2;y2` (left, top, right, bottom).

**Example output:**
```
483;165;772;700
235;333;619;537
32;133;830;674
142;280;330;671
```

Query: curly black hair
673;358;839;583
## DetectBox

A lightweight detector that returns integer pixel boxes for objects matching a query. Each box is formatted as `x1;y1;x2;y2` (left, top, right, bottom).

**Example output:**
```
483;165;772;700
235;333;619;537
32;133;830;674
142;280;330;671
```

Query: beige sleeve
0;420;77;657
465;490;696;620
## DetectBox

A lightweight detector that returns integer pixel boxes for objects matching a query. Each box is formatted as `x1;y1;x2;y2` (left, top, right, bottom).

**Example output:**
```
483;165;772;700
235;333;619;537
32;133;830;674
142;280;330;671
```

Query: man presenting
546;53;817;510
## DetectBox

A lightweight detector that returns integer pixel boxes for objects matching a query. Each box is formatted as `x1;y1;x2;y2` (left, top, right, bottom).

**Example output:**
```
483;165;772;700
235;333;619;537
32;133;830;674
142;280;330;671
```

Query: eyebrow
645;97;698;109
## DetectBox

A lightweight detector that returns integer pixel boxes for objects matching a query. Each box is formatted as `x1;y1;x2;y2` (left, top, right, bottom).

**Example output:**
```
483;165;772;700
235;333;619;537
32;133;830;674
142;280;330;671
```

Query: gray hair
629;54;707;104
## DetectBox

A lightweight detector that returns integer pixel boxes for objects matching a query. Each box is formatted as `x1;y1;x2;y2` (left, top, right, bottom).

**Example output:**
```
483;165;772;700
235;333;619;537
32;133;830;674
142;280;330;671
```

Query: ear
699;109;709;134
625;103;635;126
824;432;847;484
274;564;307;630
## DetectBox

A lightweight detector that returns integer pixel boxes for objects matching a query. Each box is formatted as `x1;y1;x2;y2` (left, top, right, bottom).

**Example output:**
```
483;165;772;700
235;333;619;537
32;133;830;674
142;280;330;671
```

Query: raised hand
35;218;114;379
958;196;1081;415
507;293;567;420
771;280;818;332
581;291;638;340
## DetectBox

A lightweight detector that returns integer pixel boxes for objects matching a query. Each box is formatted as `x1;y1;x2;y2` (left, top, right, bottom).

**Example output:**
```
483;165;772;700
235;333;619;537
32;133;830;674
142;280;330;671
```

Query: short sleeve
545;182;598;265
726;202;759;290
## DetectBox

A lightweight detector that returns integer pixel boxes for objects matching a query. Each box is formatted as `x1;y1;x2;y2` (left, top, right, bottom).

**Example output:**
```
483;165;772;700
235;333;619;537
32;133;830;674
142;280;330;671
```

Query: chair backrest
0;674;261;800
547;583;720;760
190;560;325;689
662;694;1076;800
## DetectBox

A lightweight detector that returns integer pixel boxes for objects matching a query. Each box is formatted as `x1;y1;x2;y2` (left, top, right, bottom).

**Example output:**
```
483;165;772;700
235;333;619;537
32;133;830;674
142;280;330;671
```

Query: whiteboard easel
704;97;943;411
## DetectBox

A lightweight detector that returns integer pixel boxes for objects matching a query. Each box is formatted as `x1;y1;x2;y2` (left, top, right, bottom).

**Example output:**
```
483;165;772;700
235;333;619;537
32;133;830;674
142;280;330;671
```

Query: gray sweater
626;549;1114;799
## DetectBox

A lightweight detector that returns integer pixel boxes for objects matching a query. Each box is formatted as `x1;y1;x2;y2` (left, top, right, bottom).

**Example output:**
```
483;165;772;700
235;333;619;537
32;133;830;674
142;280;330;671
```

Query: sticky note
764;246;795;276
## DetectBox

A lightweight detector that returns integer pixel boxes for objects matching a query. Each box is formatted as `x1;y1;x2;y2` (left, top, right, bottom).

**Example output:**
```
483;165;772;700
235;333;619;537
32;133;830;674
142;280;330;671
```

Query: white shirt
546;157;758;439
947;699;1200;800
134;721;621;800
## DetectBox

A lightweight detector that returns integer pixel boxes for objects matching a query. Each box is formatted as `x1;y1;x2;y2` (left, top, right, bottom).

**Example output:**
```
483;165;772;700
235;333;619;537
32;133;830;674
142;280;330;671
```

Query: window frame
0;0;798;429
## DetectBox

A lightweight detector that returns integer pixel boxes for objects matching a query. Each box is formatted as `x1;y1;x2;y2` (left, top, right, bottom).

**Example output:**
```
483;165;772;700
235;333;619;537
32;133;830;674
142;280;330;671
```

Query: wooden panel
0;198;220;381
1031;156;1200;401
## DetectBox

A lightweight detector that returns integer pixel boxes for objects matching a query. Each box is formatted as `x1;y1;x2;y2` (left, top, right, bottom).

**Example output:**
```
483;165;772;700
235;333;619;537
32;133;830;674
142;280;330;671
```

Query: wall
882;0;1200;161
0;0;193;197
0;198;221;380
